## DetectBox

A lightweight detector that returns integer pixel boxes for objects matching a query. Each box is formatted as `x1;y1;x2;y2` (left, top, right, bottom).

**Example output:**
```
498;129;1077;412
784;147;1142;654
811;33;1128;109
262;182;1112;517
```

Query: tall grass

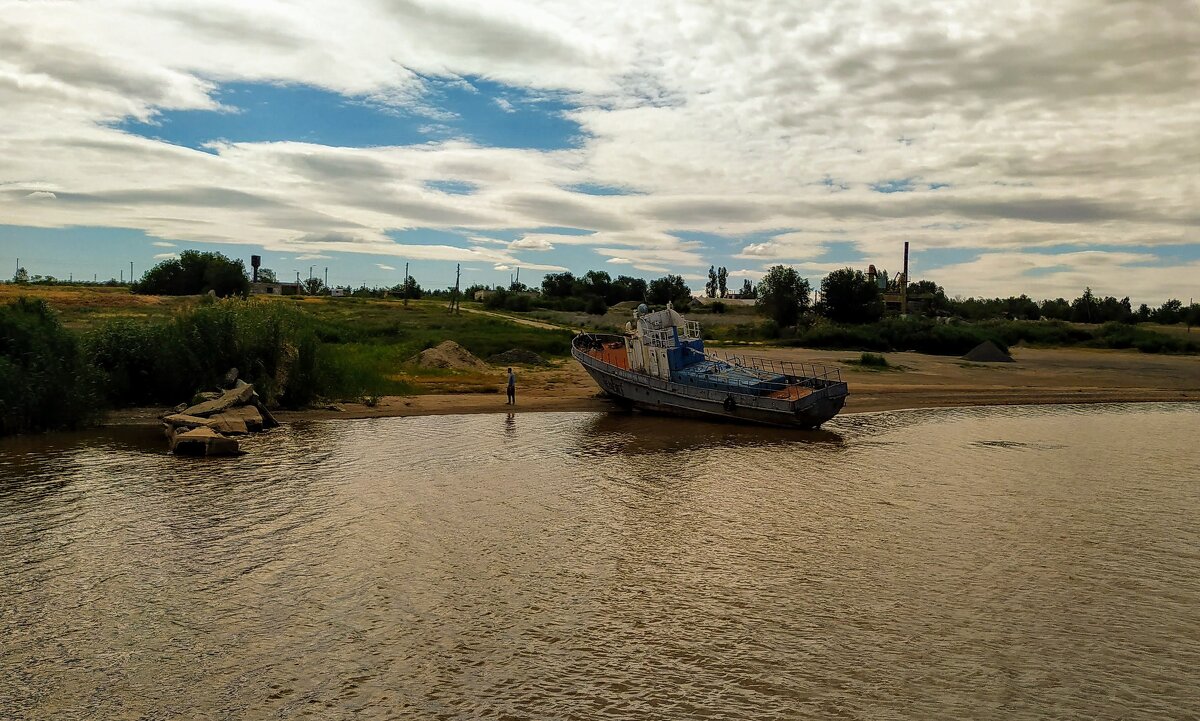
86;298;345;408
0;298;102;435
83;297;575;411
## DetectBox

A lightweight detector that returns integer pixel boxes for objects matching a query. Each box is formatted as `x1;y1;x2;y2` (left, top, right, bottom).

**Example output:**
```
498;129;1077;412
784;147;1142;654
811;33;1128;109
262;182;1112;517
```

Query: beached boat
572;304;848;429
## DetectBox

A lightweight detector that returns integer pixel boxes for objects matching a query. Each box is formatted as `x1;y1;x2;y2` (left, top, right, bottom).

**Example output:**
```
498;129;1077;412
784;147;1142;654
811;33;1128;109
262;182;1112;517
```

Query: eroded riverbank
99;344;1200;425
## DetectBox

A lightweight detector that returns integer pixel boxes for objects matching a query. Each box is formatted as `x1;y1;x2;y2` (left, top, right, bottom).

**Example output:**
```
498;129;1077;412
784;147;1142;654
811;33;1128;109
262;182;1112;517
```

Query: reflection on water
2;404;1199;719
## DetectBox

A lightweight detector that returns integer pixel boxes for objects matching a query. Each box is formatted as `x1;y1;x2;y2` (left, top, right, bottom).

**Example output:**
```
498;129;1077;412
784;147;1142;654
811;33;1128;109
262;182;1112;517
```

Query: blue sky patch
115;77;585;151
425;180;477;195
870;178;916;193
563;183;644;196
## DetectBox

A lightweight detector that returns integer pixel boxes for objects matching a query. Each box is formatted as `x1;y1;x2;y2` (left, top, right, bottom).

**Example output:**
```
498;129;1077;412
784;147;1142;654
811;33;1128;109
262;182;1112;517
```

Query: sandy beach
250;346;1200;423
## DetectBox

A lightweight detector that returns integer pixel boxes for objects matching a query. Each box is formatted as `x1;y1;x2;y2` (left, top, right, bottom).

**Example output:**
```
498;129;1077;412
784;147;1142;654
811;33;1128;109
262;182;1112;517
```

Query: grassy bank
704;317;1200;356
0;290;574;435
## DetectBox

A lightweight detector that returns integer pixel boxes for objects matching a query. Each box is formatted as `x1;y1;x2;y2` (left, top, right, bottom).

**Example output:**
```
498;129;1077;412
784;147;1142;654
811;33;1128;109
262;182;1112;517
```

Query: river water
2;404;1198;720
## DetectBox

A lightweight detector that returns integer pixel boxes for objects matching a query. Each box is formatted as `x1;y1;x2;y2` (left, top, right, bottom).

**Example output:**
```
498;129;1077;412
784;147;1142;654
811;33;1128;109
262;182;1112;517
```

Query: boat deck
765;385;815;401
585;343;630;370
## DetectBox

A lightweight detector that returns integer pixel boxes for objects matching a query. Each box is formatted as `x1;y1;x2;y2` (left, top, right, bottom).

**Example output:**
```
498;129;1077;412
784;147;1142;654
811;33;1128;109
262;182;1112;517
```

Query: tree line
19;250;1197;328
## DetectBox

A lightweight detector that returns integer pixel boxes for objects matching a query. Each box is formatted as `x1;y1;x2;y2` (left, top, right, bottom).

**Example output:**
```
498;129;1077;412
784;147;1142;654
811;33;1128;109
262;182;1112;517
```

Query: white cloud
151;241;176;247
0;0;1195;301
507;236;554;251
153;252;177;259
494;264;511;271
376;263;396;271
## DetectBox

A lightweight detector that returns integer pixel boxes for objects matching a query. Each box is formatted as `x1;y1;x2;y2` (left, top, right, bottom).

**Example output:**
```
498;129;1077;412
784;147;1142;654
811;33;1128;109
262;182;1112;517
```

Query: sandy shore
106;345;1199;426
265;346;1199;423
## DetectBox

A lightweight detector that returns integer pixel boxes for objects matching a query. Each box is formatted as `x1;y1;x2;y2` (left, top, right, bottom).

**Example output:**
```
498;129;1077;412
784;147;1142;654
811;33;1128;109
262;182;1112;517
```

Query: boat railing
645;328;676;348
574;335;844;408
703;350;843;386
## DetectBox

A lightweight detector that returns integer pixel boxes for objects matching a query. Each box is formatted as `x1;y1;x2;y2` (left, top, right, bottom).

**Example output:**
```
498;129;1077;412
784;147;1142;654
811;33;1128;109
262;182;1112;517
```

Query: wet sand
264;346;1200;423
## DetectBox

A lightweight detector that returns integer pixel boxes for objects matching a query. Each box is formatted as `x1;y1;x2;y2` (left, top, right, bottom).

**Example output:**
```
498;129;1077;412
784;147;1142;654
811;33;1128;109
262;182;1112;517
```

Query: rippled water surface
2;404;1199;720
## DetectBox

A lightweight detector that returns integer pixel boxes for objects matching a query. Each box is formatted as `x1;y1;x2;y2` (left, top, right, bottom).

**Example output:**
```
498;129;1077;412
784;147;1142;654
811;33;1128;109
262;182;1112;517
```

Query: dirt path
458;306;573;331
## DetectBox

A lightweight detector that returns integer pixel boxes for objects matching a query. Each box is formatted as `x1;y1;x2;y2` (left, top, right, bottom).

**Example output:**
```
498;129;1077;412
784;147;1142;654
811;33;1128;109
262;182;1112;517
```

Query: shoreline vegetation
2;276;1199;436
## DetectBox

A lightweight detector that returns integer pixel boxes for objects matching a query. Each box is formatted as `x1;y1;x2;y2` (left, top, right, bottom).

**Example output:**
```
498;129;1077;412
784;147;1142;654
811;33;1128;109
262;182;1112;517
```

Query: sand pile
409;340;490;370
962;340;1015;363
487;349;547;366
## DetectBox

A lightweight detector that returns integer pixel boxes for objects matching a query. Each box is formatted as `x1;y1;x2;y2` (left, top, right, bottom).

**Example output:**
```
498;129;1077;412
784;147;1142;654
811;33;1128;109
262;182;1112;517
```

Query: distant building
474;290;495;301
250;281;302;296
330;287;346;297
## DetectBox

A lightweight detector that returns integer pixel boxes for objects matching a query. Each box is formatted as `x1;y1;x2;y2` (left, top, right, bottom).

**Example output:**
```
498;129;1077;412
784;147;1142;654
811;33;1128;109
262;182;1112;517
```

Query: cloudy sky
1;0;1197;301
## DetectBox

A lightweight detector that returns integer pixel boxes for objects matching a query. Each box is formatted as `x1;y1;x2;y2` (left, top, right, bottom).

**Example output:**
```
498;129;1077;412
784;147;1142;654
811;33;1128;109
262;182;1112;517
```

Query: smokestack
251;255;261;283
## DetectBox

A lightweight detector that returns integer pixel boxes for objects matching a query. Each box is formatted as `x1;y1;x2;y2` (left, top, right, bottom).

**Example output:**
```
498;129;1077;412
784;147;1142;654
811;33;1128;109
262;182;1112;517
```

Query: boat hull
572;335;848;429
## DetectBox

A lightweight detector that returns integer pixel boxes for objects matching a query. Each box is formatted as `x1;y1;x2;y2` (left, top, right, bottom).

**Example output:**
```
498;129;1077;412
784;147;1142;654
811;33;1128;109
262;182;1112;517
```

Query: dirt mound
408;340;490;370
962;340;1015;363
487;349;547;366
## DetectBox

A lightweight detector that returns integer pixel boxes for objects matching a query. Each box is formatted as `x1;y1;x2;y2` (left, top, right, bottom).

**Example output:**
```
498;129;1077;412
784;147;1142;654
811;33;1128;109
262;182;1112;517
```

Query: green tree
541;272;576;298
647;274;692;308
582;270;613;303
1070;288;1098;323
739;278;756;299
1040;297;1072;321
1187;302;1200;329
907;279;949;316
1152;298;1184;324
12;267;29;284
613;275;648;302
755;265;811;327
302;277;326;295
257;268;277;283
134;250;249;297
717;267;728;298
402;275;422;300
705;266;718;298
817;268;884;323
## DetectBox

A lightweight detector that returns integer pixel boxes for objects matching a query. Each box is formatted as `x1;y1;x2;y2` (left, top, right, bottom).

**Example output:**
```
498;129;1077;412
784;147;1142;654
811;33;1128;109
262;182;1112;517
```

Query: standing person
506;367;516;405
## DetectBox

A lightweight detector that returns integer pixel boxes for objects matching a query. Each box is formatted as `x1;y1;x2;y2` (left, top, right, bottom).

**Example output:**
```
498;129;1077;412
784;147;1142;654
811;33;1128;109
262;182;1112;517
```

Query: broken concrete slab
205;413;250;435
169;426;242;456
181;384;256;417
162;413;214;429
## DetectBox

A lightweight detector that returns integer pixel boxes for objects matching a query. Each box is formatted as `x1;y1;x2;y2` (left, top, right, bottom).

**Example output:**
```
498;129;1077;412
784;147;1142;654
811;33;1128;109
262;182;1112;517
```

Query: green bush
0;298;102;435
584;295;609;315
859;352;889;367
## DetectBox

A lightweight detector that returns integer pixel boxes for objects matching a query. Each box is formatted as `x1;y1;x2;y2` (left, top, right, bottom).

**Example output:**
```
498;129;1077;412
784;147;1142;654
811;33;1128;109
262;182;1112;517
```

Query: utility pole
404;262;409;307
324;267;328;289
449;263;461;314
130;261;134;283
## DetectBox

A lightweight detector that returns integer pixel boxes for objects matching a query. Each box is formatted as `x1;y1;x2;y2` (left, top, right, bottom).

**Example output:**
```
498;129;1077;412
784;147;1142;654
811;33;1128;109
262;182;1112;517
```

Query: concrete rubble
162;368;278;457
